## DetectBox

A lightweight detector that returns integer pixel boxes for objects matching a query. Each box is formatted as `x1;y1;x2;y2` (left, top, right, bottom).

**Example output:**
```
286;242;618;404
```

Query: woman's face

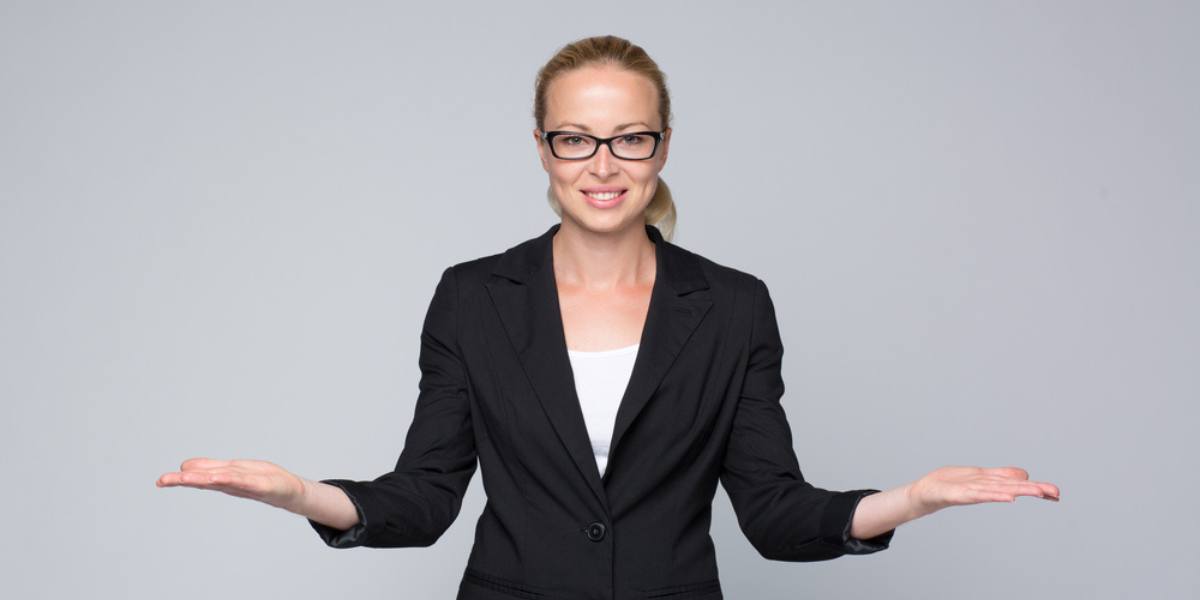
535;64;671;235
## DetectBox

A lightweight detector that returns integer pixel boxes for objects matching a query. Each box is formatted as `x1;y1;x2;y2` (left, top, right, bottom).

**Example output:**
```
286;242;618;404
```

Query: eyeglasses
540;129;666;161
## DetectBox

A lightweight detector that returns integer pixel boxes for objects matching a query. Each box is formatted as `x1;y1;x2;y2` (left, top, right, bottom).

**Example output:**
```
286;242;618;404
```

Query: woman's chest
455;280;749;478
557;281;653;352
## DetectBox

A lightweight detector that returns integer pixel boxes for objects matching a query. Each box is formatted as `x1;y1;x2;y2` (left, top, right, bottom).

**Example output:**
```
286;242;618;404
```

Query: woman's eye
622;135;645;145
564;136;584;145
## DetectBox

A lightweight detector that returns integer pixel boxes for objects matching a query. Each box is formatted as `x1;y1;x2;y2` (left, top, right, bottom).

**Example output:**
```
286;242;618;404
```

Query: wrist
285;476;313;516
903;481;937;521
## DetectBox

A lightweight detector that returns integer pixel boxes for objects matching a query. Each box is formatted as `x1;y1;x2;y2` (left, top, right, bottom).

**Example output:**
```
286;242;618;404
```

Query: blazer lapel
484;222;713;513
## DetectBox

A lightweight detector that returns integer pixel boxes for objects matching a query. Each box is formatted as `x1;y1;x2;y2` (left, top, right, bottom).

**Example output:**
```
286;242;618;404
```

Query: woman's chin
564;210;640;235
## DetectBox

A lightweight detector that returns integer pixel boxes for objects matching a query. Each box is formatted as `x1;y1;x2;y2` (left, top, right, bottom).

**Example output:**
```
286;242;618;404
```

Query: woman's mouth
581;189;628;209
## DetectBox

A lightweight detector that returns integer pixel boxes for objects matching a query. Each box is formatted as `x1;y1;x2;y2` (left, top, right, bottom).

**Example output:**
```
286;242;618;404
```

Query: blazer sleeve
719;276;896;562
308;265;478;548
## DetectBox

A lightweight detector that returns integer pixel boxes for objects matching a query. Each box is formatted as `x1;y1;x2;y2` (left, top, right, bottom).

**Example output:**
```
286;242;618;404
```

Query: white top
566;342;639;477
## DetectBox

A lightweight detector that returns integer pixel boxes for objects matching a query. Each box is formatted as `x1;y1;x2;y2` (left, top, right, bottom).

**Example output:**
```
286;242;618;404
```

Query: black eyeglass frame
539;129;667;161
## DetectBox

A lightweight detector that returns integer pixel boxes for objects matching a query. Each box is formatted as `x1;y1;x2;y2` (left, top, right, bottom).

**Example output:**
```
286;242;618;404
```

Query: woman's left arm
850;466;1061;540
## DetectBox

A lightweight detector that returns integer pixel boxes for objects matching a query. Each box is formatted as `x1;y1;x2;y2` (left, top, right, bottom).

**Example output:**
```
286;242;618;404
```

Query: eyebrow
553;121;653;133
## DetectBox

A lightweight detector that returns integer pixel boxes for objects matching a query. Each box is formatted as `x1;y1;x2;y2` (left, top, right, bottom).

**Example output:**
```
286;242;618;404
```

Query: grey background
1;1;1195;598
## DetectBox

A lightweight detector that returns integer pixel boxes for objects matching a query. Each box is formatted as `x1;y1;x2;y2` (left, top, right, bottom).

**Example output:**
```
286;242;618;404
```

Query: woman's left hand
906;465;1060;518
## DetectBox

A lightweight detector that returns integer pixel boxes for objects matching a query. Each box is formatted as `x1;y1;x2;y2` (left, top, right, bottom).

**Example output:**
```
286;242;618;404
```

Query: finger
966;488;1016;504
1035;482;1061;499
228;459;278;474
982;466;1029;480
1036;482;1060;495
167;479;256;499
179;470;253;489
987;480;1050;497
171;461;272;482
177;471;219;486
978;474;1025;484
166;471;257;496
983;475;1060;501
1019;482;1059;499
988;483;1059;502
157;474;215;489
180;458;233;471
157;471;212;487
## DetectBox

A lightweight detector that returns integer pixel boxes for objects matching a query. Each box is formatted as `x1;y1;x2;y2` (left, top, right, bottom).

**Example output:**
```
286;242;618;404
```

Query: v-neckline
482;221;714;513
547;226;662;484
549;227;658;369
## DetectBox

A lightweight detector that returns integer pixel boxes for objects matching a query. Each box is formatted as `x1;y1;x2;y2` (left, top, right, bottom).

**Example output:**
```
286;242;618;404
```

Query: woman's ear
658;127;671;168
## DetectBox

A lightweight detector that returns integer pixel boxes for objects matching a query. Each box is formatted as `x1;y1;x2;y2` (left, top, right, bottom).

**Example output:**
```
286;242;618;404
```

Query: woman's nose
589;143;618;176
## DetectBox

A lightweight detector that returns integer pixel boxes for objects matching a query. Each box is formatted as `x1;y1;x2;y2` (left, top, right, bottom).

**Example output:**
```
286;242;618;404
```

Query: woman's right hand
156;457;309;513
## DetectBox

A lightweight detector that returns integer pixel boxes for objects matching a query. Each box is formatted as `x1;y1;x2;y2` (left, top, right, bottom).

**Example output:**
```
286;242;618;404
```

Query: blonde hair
534;35;677;242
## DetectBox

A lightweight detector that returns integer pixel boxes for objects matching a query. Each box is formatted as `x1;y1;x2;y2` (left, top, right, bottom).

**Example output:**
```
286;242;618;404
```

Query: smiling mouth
582;189;627;200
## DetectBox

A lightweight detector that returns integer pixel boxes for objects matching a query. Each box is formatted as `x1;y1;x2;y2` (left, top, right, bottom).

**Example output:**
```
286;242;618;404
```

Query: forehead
545;65;660;132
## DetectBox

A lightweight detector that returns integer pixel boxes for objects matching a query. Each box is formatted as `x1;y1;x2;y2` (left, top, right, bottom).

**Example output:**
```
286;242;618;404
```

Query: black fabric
307;222;895;599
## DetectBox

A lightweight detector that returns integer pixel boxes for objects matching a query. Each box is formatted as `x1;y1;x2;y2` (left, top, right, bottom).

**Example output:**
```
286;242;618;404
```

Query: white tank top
566;342;639;477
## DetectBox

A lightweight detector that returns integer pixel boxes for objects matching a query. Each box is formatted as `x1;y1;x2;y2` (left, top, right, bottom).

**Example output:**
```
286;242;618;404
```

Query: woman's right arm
155;457;361;532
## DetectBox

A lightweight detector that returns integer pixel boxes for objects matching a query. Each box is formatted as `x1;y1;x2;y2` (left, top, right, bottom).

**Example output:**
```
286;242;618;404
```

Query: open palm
907;465;1060;516
156;457;307;512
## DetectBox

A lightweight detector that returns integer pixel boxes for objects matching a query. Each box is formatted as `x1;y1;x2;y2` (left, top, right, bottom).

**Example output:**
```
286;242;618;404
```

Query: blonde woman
158;35;1060;599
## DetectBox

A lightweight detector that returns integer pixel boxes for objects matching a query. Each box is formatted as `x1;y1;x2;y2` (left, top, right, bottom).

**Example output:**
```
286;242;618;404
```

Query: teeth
585;191;623;200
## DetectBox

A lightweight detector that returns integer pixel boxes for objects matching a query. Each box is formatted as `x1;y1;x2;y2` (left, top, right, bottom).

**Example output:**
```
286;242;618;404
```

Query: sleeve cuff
818;488;896;554
307;479;377;548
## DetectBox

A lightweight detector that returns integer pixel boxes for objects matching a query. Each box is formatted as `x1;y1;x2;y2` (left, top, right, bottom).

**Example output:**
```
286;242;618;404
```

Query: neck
552;220;656;291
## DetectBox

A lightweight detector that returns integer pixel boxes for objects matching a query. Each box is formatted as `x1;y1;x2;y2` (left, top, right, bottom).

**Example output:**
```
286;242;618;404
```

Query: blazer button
586;521;606;542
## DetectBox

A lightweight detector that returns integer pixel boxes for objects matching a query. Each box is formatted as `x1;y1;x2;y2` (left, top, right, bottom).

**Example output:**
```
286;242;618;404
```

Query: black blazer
309;222;895;599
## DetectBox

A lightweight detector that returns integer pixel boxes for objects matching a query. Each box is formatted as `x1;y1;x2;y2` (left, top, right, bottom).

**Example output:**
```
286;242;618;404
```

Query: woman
157;35;1060;599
